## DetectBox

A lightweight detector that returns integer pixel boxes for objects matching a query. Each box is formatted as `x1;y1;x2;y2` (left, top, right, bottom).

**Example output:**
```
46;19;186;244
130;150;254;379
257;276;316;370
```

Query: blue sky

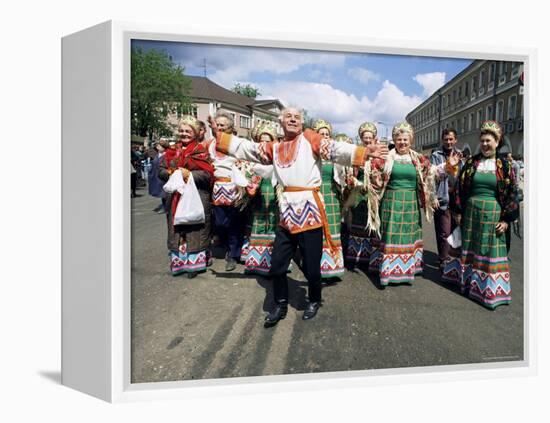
133;40;471;137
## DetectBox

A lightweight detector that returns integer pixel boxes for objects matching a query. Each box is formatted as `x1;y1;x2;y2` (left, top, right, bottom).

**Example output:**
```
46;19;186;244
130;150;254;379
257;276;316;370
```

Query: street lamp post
376;121;389;141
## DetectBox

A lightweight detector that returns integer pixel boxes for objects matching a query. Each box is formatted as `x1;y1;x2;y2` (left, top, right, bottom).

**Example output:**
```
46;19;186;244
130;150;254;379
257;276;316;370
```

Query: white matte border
109;20;537;403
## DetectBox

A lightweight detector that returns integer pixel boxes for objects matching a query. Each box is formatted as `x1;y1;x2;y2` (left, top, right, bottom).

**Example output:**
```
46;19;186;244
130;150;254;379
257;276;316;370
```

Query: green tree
232;83;261;98
301;108;317;130
131;47;192;140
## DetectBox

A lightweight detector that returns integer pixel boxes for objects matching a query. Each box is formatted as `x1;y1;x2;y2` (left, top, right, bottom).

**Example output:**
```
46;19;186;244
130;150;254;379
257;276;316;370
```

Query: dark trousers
269;226;323;304
213;205;244;260
130;172;137;195
434;208;453;261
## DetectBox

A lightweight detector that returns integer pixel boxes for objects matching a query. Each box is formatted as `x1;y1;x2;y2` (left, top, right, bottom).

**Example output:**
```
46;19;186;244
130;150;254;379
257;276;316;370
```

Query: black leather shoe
264;303;288;327
187;272;198;279
225;258;237;271
302;302;321;320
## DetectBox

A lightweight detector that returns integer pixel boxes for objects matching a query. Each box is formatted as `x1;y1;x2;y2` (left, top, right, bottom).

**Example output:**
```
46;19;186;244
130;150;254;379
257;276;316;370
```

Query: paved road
131;190;524;383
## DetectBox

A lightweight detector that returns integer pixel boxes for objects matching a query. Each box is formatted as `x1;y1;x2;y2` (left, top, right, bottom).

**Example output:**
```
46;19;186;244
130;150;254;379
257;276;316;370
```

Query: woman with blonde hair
366;122;455;286
344;122;381;270
442;121;519;309
313;119;345;281
159;115;214;278
242;122;281;275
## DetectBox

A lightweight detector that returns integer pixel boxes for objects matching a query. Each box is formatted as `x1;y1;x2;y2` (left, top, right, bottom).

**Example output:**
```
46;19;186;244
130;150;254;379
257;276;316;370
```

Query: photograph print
130;39;525;383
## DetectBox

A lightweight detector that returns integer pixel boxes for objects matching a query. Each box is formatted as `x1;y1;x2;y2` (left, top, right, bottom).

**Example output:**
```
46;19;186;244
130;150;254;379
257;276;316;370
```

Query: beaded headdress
313;119;333;134
358;121;378;138
258;122;278;141
251;122;261;141
334;133;353;144
392;121;414;138
480;120;503;141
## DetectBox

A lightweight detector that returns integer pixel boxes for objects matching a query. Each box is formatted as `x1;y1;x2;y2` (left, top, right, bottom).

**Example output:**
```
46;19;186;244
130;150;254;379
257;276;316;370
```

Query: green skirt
376;189;423;285
243;178;279;275
320;162;344;279
442;196;511;309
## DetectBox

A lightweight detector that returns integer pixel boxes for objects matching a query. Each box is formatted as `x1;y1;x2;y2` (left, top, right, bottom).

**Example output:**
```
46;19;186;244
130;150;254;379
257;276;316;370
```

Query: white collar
477;158;496;173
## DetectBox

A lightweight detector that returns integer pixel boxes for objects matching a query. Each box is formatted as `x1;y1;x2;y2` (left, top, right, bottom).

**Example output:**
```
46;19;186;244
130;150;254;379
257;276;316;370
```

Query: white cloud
172;45;346;88
413;72;446;97
347;67;381;86
257;79;421;138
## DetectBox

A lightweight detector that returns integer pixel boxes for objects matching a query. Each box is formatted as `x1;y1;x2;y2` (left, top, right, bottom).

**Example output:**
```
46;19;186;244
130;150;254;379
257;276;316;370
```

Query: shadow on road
352;263;386;290
254;275;308;312
421;250;463;296
208;268;257;279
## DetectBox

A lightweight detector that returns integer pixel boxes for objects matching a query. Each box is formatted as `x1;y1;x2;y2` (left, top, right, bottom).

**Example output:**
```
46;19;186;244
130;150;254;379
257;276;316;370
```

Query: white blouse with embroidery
207;138;239;206
221;131;365;233
476;158;497;174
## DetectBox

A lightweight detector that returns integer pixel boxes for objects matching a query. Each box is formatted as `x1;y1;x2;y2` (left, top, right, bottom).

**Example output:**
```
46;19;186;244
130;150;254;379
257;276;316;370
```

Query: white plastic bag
446;226;462;249
163;169;185;195
173;173;205;225
231;165;249;187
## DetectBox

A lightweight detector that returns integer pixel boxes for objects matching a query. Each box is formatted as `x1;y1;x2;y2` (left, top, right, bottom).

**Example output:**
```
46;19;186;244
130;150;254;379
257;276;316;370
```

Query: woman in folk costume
238;121;267;264
442;121;519;309
365;122;450;286
343;122;382;270
158;115;214;279
243;122;280;275
313;119;345;281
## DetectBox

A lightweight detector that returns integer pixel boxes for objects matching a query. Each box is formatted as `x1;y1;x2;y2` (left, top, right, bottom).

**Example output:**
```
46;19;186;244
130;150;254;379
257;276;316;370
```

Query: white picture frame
61;20;537;403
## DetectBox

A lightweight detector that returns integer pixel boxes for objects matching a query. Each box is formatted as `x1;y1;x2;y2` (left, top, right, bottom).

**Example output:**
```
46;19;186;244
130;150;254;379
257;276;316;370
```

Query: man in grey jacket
430;128;462;269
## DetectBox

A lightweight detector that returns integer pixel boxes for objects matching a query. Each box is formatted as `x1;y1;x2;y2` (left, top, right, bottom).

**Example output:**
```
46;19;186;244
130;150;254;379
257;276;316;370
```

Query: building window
465;81;469;97
182;104;198;117
469;112;474;131
479;70;486;94
486;104;493;121
489;62;496;82
477;109;483;128
462;116;467;134
498;62;508;86
508;95;517;120
239;115;251;129
497;100;505;122
511;62;520;78
458;85;462;99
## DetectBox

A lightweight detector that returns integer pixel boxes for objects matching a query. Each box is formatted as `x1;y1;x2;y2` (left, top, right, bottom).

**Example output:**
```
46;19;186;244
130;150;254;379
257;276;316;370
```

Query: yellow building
167;76;284;139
